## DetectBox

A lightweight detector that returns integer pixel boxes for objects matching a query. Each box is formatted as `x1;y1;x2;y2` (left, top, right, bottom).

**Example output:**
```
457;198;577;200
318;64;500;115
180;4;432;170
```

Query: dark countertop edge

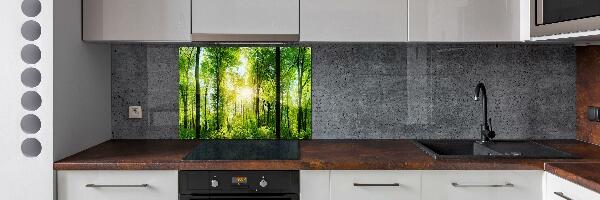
53;161;593;174
54;161;544;171
545;162;600;194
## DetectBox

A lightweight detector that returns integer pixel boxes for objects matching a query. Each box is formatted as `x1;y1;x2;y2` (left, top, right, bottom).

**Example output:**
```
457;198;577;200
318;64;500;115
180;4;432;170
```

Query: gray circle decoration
21;68;41;88
21;91;42;111
21;0;41;17
21;114;41;134
21;138;42;157
21;20;41;41
21;44;41;64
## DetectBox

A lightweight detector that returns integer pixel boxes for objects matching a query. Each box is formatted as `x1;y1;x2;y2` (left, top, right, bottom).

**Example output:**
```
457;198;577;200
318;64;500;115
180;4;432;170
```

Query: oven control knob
259;179;268;188
210;179;219;188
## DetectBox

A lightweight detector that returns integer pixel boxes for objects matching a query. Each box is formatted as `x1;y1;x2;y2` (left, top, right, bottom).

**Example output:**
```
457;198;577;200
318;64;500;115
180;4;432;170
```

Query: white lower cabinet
545;172;600;200
57;170;600;200
300;170;548;200
330;170;421;200
422;170;543;200
57;170;178;200
300;170;331;200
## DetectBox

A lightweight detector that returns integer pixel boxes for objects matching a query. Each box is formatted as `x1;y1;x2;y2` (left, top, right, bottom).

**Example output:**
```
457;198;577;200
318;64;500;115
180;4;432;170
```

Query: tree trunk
297;47;305;132
255;55;261;127
215;49;222;131
204;87;208;132
182;88;188;128
275;47;281;139
262;101;267;124
194;47;202;139
191;105;195;130
266;102;271;124
286;106;291;137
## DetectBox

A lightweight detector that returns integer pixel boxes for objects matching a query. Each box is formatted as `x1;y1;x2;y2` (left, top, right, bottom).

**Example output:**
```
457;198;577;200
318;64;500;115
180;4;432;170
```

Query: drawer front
57;170;178;200
330;170;421;200
422;170;543;200
546;173;600;200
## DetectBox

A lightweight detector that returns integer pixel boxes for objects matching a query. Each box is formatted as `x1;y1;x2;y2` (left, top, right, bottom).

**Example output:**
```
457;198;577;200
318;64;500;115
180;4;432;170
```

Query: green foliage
178;47;312;140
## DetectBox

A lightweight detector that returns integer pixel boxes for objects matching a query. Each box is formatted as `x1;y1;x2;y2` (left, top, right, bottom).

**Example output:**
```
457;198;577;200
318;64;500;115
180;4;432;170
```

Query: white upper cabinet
82;0;191;42
191;0;299;42
300;0;408;42
81;0;532;42
409;0;530;42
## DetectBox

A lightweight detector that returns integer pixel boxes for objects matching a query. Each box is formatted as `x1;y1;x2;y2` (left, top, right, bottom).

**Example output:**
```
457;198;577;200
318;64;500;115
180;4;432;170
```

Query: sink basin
413;140;576;160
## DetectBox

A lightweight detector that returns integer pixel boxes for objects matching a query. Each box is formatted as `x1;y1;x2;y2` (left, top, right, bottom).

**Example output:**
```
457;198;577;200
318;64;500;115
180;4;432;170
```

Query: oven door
533;0;600;37
180;194;299;200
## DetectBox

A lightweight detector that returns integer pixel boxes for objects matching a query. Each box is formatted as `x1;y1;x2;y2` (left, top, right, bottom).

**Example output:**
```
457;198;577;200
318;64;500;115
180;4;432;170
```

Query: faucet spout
474;83;495;142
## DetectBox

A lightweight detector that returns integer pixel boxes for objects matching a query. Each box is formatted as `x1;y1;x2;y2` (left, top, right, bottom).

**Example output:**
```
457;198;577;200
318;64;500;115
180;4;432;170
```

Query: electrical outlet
129;106;143;119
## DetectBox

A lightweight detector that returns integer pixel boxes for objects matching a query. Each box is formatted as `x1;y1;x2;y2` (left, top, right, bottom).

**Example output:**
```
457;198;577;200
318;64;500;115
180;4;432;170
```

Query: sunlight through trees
179;47;312;140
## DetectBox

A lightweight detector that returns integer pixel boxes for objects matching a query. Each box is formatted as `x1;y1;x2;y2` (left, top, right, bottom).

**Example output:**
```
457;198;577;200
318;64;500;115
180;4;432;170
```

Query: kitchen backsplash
112;44;576;139
576;46;600;145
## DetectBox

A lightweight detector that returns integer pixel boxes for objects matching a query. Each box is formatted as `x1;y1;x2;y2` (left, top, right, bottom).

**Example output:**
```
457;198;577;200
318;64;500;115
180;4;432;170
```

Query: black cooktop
183;140;300;160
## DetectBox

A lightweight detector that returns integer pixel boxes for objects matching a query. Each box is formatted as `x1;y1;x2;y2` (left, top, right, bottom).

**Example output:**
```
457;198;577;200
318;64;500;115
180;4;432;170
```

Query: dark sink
413;140;577;160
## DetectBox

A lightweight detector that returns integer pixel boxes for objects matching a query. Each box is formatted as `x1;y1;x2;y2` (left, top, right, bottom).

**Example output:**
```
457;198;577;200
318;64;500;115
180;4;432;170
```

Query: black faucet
474;83;495;143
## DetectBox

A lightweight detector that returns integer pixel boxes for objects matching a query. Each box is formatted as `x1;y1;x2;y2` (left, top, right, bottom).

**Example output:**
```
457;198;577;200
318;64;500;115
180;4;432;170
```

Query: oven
179;171;299;200
532;0;600;37
180;194;298;200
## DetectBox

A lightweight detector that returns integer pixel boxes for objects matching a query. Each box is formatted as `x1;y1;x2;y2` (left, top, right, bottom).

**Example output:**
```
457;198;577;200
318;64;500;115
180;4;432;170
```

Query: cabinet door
191;0;299;41
409;0;529;42
546;172;600;200
300;170;330;200
57;170;178;200
422;170;543;200
82;0;191;41
330;170;420;200
300;0;408;42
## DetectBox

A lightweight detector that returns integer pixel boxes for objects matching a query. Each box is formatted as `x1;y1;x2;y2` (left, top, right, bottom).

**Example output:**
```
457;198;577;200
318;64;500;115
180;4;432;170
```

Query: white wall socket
128;106;143;119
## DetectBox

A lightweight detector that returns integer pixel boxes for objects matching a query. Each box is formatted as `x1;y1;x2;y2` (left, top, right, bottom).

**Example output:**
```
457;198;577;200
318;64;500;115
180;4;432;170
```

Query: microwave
532;0;600;37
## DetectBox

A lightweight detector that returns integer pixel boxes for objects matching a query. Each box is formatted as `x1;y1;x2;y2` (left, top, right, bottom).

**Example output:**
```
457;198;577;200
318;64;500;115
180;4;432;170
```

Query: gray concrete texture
112;44;576;139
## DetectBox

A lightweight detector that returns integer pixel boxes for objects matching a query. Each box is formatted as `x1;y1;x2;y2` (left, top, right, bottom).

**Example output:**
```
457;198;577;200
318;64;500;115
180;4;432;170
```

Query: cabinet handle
353;183;400;187
553;192;573;200
85;184;149;188
451;182;514;188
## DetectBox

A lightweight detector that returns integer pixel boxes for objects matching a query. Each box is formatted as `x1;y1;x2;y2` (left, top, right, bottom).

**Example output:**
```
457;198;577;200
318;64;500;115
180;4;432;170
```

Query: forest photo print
178;47;312;140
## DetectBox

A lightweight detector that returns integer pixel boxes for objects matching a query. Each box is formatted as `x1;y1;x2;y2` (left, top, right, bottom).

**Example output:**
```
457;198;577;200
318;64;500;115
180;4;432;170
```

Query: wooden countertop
54;139;600;170
54;139;600;194
545;162;600;194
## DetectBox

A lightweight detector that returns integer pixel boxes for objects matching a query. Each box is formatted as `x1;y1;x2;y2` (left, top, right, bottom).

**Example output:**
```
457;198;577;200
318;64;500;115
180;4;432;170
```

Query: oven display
232;176;248;185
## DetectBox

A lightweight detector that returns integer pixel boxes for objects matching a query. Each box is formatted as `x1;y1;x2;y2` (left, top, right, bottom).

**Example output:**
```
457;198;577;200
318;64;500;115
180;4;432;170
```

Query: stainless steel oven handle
184;194;298;199
353;183;400;187
85;184;149;188
451;182;514;188
554;192;573;200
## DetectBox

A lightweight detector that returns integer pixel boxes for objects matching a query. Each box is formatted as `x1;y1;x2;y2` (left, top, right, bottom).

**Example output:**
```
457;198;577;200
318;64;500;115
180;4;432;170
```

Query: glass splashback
178;47;311;140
